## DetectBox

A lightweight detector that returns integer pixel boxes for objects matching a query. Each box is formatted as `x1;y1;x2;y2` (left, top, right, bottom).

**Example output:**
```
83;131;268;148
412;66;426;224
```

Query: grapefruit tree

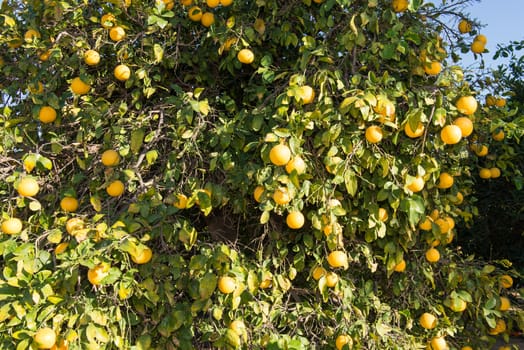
0;0;522;349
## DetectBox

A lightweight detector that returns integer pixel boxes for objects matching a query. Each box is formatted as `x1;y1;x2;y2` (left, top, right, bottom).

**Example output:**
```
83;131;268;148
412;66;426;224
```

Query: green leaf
198;100;210;116
46;229;62;244
225;329;241;348
148;15;168;28
457;290;472;303
146;150;159;165
485;296;497;309
381;44;395;59
350;14;358;35
260;210;270;224
2;15;16;27
90;195;102;212
47;296;64;304
194;87;205;98
273;128;290;137
179;223;198;250
86;324;98;343
406;108;423;132
28;200;41;211
0;304;10;322
421;265;435;289
130;128;145;154
400;196;425;227
247;270;259;293
276;275;291;291
16;339;31;350
485;315;496;328
344;170;358;197
38;156;53;170
136;335;152;350
153;44;164;63
199;272;217;299
482;264;496;274
120;238;138;255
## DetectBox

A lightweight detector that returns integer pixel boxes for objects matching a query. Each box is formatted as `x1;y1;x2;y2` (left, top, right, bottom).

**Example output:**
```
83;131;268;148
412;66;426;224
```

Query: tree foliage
0;0;522;349
457;39;524;271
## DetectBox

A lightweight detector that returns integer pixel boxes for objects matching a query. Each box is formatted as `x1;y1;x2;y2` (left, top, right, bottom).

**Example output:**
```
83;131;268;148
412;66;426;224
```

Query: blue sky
458;0;524;69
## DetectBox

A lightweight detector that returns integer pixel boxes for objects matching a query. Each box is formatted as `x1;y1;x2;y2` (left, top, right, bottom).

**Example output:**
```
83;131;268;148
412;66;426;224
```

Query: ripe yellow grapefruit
101;13;116;28
404;122;424;138
453;117;473;137
70;77;91;95
18;177;40;197
327;250;348;269
458;19;471;33
440;125;462;145
499;275;513;288
407;176;425;193
419;312;437;329
365;125;383;143
218;276;236;293
39;106;57;124
106;180;125;197
101;149;120;166
66;218;84;235
286;211;305;229
188;6;203;21
312;266;326;280
471;40;485;54
206;0;219;7
109;26;126;41
200;12;215;27
437;172;454;189
269;144;291;166
499;296;510;311
455;96;478;115
419;216;432;231
429;336;447;350
474;34;487;45
325;272;339;287
490;167;501;178
174;193;188;209
285;156;306;174
424;61;442;75
60;197;79;212
335;334;353;350
1;218;23;235
394;259;406;272
131;246;153;264
298;85;315;104
34;327;56;349
88;263;110;285
237;49;255;64
24;29;41;42
392;0;408;13
84;49;100;66
479;168;491;179
425;248;440;263
114;64;131;81
492;130;505;141
475;144;488;156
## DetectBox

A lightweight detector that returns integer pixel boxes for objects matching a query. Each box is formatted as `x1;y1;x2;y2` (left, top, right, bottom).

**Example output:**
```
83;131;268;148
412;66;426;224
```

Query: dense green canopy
0;0;521;349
